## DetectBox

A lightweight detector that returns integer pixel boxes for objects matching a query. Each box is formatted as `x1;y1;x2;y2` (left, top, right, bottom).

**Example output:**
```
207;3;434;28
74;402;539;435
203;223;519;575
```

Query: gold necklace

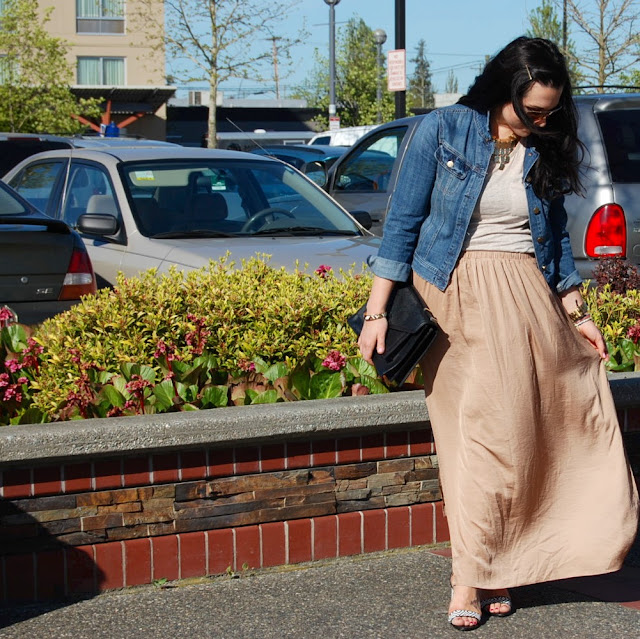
491;134;519;170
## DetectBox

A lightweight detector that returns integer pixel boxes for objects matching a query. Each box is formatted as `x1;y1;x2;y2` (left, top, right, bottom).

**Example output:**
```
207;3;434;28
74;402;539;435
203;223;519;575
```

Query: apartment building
41;0;174;139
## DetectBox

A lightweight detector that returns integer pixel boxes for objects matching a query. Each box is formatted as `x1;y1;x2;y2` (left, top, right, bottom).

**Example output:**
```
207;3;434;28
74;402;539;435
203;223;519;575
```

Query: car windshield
0;182;28;216
120;158;362;238
597;109;640;183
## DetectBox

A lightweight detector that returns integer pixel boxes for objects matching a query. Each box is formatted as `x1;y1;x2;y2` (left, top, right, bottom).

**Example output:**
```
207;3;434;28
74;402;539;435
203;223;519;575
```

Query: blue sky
217;0;546;97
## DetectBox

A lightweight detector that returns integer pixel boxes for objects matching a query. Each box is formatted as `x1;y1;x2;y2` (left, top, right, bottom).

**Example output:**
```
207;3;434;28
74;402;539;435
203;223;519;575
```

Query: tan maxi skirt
414;251;639;589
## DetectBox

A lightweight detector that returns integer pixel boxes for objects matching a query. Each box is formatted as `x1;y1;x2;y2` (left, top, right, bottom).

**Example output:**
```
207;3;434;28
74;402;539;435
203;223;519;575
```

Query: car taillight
584;203;626;258
58;246;97;300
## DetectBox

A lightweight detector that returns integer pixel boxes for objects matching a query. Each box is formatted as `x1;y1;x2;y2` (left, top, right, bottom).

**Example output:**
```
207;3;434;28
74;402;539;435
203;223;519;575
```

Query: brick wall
1;392;638;604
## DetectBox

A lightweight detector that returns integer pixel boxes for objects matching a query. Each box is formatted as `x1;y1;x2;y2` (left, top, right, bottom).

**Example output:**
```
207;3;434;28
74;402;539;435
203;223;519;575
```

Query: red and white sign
387;49;406;92
329;116;340;131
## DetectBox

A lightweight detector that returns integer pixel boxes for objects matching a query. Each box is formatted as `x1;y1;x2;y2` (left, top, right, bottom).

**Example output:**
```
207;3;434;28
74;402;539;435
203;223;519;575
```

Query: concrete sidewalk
1;544;639;639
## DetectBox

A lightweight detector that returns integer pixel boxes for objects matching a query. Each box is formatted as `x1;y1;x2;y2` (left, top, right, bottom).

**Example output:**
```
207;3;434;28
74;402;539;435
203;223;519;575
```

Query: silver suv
326;93;640;280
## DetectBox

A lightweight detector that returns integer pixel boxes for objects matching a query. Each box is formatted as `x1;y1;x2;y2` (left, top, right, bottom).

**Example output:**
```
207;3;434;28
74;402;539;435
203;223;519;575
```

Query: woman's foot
480;588;512;617
448;583;482;631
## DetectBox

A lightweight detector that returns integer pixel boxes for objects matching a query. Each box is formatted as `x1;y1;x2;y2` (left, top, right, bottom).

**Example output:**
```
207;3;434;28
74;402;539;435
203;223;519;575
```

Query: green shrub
16;256;389;421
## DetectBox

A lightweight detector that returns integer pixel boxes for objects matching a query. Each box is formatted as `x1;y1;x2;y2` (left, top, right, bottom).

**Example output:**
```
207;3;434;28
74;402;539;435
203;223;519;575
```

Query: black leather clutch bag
347;283;439;387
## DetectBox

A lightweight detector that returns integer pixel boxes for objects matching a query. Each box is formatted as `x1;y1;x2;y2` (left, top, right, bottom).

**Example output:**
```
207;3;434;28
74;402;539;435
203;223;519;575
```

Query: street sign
329;116;340;131
387;49;406;92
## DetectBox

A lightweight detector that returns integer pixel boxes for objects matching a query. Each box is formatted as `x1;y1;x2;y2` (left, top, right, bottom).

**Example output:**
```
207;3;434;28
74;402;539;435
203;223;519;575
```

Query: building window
76;0;125;34
77;57;125;85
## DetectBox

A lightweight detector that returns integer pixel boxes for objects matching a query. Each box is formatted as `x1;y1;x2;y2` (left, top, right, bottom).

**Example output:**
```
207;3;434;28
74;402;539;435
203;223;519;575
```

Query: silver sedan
3;147;380;287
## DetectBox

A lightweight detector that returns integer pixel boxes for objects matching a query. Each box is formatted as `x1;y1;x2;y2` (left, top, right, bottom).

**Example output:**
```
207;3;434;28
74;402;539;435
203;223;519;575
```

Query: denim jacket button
533;206;540;214
446;160;454;168
541;264;547;271
537;236;546;244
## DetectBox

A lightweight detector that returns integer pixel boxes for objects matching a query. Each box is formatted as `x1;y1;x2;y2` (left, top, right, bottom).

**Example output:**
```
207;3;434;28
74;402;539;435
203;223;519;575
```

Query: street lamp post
374;29;387;124
323;0;341;126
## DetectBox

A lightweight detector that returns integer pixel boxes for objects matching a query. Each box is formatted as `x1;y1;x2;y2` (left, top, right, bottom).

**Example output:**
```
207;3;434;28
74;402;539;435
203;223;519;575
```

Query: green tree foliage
407;39;434;110
135;0;305;148
0;0;100;133
526;0;584;90
444;70;459;94
294;17;396;128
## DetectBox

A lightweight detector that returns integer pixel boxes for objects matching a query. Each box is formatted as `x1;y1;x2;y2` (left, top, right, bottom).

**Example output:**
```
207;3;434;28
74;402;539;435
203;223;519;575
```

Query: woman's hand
358;317;389;365
577;319;609;360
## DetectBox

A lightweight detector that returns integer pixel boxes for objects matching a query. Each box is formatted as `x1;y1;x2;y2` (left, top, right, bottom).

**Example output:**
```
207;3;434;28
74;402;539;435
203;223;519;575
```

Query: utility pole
562;0;568;53
394;0;406;119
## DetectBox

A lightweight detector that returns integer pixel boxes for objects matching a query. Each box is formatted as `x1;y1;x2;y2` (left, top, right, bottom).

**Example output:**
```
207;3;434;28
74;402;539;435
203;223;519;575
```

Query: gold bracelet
364;312;387;321
568;301;589;323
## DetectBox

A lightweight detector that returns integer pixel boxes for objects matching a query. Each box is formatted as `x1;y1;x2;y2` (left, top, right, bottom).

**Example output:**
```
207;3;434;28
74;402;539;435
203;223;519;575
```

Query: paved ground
1;543;639;639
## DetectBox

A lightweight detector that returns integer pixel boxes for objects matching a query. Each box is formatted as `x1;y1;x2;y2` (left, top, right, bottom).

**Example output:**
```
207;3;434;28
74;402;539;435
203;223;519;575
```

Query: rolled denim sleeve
550;196;583;292
369;114;440;282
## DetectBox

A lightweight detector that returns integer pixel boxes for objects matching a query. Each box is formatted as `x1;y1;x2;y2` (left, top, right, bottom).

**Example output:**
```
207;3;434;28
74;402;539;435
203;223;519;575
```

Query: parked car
308;125;378;147
249;144;348;186
0;132;178;178
2;148;379;288
325;93;640;280
0;180;97;325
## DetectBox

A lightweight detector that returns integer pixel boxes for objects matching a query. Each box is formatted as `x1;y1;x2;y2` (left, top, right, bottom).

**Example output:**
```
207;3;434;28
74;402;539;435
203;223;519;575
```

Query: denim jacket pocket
435;144;470;195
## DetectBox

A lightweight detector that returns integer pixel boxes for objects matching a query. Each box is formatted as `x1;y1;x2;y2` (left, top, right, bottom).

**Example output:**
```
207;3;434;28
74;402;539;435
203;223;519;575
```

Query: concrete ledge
1;372;639;465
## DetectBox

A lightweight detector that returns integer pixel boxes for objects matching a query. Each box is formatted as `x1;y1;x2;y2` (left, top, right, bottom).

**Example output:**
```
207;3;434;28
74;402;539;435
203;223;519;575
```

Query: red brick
337;437;361;464
387;506;411;549
207;528;234;575
260;522;286;567
287;441;311;470
434;500;450;543
152;453;179;484
361;433;385;462
32;466;62;497
260;444;286;473
180;531;206;579
209;448;234;478
409;429;433;456
287;519;312;564
386;431;409;458
338;511;361;556
152;535;179;581
124;538;151;586
35;550;65;601
2;468;31;499
313;515;338;560
123;456;151;488
63;462;92;493
312;439;336;466
95;542;124;591
410;503;434;546
235;525;260;571
66;545;96;595
180;450;207;481
94;459;122;491
363;509;386;553
235;446;260;475
5;553;35;601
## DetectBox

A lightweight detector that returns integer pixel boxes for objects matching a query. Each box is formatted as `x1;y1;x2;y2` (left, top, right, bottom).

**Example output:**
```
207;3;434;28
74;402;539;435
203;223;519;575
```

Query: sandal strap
480;596;512;607
448;609;482;623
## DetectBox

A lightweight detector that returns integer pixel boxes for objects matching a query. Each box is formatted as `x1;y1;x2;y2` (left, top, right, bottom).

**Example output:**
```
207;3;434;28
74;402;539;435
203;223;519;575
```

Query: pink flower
0;306;17;327
315;264;332;278
627;322;640;344
4;358;22;373
322;350;346;371
238;359;256;372
0;372;9;387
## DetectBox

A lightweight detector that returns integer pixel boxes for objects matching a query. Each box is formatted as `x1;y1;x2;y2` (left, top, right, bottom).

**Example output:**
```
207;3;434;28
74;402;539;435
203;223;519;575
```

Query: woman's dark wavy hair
458;36;584;198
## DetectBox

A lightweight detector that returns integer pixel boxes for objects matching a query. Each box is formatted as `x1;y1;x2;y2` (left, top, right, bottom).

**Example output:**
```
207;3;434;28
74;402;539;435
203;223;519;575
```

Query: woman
357;37;639;631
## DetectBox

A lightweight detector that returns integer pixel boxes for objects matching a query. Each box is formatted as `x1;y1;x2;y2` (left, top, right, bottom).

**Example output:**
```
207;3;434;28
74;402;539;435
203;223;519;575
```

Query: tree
135;0;305;148
407;39;434;110
444;70;459;94
554;0;640;92
293;17;396;128
0;0;100;133
526;0;584;89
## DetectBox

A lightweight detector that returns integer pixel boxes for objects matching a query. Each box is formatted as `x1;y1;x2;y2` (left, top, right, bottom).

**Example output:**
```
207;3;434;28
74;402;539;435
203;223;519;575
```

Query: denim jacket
370;105;583;293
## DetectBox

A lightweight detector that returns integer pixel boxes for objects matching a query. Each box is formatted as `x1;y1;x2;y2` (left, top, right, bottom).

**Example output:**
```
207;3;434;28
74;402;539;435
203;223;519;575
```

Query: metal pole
562;0;568;53
324;0;341;122
394;0;405;120
374;29;387;124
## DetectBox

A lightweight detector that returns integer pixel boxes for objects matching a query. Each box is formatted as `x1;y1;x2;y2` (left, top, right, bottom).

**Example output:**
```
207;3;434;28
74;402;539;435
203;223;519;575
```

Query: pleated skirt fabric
413;251;639;589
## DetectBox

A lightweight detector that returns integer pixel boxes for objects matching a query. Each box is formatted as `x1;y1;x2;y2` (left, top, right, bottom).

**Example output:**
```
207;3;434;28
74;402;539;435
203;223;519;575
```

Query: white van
308;125;378;147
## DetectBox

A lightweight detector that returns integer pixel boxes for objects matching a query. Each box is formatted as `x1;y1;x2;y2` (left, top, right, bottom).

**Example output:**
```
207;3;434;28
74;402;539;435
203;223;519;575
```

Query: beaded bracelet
574;314;593;327
364;312;387;321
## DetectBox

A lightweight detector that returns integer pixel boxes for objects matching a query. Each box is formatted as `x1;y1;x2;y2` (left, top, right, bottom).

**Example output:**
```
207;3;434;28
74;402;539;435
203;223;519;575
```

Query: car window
8;160;65;213
120;159;361;237
62;163;115;227
0;183;27;215
597;110;640;183
334;127;407;193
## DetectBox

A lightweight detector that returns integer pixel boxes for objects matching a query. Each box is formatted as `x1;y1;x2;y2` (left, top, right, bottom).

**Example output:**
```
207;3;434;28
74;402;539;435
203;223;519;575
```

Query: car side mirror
350;210;373;230
303;160;327;187
77;213;119;236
